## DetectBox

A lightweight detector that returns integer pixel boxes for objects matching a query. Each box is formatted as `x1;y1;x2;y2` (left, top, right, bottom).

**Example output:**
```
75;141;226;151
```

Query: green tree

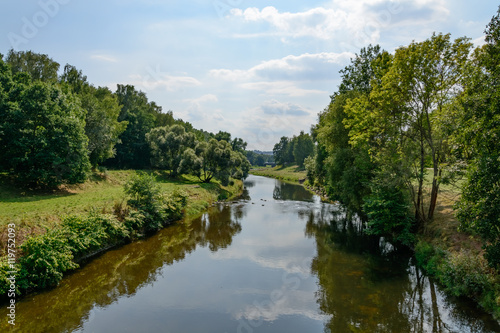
273;136;293;165
292;131;314;167
455;7;500;269
180;138;247;185
1;80;90;188
6;50;59;83
146;124;196;177
346;34;472;225
214;130;231;143
231;137;247;153
109;84;157;169
60;65;128;169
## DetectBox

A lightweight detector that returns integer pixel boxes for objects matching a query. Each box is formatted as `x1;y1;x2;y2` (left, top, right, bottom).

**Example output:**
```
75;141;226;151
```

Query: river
1;175;499;332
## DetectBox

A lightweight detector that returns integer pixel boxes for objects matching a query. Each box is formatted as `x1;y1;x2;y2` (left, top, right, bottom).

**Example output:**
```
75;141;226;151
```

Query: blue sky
1;0;498;150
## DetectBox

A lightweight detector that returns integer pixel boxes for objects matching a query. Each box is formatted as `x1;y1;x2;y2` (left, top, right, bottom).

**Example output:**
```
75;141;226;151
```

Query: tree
345;34;472;226
146;124;195;177
455;7;500;269
292;131;314;167
1;80;90;188
60;65;128;169
6;50;59;83
273;136;292;165
179;138;248;185
214;130;231;143
108;84;157;169
231;137;247;153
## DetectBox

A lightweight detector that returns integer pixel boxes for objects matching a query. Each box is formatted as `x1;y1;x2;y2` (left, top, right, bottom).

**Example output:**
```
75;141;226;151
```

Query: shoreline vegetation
0;170;243;302
251;165;500;319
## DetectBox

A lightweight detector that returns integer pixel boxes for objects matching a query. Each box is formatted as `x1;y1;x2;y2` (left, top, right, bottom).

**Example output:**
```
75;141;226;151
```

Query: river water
1;175;499;332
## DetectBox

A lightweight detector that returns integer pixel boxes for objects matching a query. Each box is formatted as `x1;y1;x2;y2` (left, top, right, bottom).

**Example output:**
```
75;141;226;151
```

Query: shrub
440;250;495;300
18;230;78;289
125;173;187;232
363;184;415;247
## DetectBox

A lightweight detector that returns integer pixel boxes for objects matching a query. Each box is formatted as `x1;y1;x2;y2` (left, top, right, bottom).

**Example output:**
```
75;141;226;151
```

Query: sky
0;0;498;150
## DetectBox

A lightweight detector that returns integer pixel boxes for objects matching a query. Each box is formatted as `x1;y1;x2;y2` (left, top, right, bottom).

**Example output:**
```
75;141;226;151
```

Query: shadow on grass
0;174;77;204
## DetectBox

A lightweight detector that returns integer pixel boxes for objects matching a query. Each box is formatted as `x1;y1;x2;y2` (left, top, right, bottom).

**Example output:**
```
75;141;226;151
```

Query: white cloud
210;52;352;82
241;81;325;97
90;54;118;63
260;100;311;117
130;71;202;92
228;1;450;44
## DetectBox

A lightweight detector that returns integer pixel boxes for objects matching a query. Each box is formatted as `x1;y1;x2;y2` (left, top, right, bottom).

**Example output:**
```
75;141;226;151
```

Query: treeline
0;50;250;188
272;131;314;167
275;8;500;273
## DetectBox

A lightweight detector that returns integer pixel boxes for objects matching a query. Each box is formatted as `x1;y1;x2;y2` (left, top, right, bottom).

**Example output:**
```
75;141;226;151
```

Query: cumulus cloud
260;100;311;117
210;52;352;83
130;69;202;92
240;81;325;97
228;1;450;45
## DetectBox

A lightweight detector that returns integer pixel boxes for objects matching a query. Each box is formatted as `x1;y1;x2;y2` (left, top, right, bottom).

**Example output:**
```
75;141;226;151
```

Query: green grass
250;165;307;183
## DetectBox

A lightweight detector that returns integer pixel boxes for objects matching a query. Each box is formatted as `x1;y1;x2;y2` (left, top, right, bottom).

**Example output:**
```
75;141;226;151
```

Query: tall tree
346;34;472;225
146;124;196;177
292;131;314;167
6;50;59;83
109;84;157;169
455;7;500;269
1;80;90;188
60;65;127;168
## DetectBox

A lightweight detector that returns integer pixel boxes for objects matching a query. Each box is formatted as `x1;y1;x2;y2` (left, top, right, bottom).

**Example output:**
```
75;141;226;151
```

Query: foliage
456;156;500;269
273;136;294;166
108;84;158;169
363;182;414;246
0;76;90;188
124;173;187;232
292;131;314;167
146;124;195;176
179;138;248;185
61;213;129;258
440;250;496;301
455;7;500;270
6;49;60;83
60;65;128;168
18;230;78;289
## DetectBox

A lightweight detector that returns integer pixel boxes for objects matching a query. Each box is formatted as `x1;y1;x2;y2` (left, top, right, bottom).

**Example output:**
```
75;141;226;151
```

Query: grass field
0;170;242;252
250;165;307;183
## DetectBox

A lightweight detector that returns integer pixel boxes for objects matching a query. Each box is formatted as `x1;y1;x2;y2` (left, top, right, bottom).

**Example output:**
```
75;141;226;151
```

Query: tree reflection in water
305;205;500;333
0;204;244;333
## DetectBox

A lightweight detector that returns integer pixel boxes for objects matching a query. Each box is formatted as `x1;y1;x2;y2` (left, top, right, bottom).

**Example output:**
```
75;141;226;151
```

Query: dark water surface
1;175;499;332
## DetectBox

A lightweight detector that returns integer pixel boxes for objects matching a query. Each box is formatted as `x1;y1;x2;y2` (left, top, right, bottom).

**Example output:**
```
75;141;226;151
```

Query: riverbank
251;165;500;319
0;170;243;300
250;165;329;200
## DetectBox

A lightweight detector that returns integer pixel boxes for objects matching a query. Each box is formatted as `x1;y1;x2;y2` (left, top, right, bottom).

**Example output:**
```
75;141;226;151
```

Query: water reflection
305;206;500;333
0;205;242;333
1;175;498;333
273;180;314;202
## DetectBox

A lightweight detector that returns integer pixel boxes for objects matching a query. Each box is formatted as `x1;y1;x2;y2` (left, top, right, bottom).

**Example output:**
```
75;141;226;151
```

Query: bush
440;250;496;300
18;230;78;289
61;213;129;258
414;240;445;276
125;173;187;232
363;184;415;247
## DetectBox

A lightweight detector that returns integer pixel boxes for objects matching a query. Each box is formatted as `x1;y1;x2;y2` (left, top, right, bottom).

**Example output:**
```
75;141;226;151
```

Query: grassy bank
414;179;500;319
250;165;307;183
0;170;241;252
0;170;242;299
